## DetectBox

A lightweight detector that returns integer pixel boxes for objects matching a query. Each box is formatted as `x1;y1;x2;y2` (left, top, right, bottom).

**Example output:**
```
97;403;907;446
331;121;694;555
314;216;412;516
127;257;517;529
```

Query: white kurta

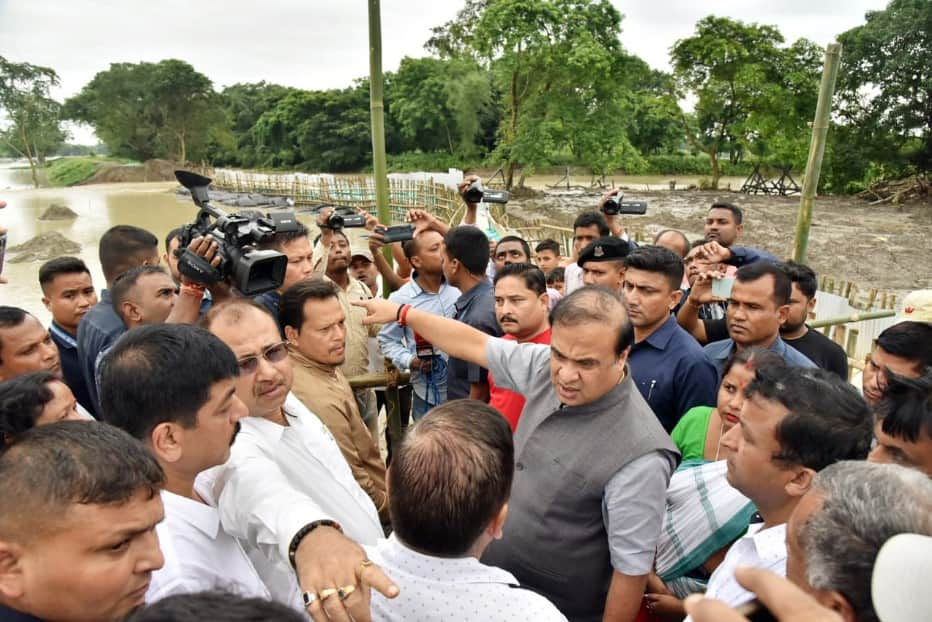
213;392;383;605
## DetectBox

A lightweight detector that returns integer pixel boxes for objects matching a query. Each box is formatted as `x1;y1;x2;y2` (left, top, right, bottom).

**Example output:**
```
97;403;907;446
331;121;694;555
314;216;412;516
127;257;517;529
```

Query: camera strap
177;249;222;285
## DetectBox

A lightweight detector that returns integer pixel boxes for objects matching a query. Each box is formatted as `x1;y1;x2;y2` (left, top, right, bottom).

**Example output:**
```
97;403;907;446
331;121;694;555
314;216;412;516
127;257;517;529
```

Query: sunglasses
236;341;289;375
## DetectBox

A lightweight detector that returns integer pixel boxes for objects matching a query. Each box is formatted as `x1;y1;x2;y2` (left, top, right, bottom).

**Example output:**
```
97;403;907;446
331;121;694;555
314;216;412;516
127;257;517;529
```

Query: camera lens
327;213;345;229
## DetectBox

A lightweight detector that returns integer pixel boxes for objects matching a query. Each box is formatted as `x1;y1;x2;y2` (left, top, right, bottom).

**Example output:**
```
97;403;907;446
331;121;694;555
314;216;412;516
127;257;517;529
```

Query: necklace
713;410;726;461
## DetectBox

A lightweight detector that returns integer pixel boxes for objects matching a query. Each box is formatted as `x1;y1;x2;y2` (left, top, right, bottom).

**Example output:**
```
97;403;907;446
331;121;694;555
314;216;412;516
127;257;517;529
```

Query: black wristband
395;303;405;322
288;519;342;570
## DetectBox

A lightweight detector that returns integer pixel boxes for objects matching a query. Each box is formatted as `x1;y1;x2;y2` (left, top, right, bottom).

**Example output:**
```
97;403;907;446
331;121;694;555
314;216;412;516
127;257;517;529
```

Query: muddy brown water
2;166;929;325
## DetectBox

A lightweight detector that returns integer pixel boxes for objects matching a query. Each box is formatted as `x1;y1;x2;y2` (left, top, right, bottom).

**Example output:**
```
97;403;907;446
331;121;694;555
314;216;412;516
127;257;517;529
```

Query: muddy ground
506;187;932;297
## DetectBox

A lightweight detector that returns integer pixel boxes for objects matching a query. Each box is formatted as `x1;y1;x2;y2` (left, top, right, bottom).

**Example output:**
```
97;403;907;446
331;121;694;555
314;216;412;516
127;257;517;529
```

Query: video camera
319;206;367;230
174;170;300;296
602;192;647;215
463;180;510;204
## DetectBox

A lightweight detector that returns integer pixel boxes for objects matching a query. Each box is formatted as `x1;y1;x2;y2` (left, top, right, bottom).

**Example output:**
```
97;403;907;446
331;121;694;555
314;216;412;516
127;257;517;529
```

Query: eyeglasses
236;341;289;375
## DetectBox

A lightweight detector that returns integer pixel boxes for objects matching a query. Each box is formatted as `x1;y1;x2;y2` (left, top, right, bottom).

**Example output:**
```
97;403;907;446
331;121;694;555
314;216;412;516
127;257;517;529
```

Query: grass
46;156;139;187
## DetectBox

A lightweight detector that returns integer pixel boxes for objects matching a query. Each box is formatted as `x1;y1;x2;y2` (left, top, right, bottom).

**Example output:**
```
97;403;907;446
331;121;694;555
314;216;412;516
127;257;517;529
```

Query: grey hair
800;461;932;622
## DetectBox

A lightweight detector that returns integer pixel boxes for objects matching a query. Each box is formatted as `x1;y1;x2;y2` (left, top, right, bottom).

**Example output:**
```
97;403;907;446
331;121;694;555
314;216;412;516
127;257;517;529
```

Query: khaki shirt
313;239;380;379
288;348;389;524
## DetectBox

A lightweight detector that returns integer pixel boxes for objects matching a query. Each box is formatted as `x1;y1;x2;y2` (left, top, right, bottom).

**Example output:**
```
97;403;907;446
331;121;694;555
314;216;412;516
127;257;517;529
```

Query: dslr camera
602;192;648;215
462;180;510;204
174;170;300;296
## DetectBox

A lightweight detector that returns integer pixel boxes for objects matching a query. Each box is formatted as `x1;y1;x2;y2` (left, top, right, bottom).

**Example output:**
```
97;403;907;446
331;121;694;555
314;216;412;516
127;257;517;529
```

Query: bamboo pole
809;309;895;329
368;0;393;296
793;43;842;264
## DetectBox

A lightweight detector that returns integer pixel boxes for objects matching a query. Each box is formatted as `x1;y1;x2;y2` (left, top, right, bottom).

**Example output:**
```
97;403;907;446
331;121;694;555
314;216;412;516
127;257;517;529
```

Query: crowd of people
0;181;930;622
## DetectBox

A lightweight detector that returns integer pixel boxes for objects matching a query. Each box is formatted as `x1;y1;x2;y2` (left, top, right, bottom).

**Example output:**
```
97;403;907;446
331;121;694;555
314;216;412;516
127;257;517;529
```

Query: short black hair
735;261;792;306
746;366;873;470
0;421;164;539
623;245;685;291
38;256;91;294
0;371;60;445
98;225;159;285
99;324;239;441
444;226;490;276
126;591;305;622
279;278;340;332
312;228;348;247
547;267;565;285
493;262;547;296
495;235;531;261
874;372;932;443
781;260;818;299
573;211;610;236
0;307;31;366
653;229;690;258
875;321;932;369
164;227;185;253
709;201;743;224
389;399;514;556
535;239;561;255
110;265;173;318
257;220;309;252
550;286;634;356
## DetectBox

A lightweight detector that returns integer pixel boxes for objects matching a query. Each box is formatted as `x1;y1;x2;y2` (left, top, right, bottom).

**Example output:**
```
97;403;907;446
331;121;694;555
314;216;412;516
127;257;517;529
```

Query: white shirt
564;262;583;295
146;475;270;603
213;392;383;605
365;535;568;622
684;523;787;622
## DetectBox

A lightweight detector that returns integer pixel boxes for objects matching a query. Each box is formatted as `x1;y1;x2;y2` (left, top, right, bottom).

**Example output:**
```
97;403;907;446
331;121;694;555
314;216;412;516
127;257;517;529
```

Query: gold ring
319;588;339;600
357;559;374;577
337;584;357;600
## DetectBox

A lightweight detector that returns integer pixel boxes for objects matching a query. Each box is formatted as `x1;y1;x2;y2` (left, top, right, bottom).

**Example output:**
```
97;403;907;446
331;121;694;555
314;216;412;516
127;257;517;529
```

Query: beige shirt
313;239;380;379
288;348;389;524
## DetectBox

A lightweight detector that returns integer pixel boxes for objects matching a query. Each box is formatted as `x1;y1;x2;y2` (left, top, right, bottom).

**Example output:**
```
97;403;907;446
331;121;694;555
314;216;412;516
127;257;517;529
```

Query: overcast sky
1;0;889;143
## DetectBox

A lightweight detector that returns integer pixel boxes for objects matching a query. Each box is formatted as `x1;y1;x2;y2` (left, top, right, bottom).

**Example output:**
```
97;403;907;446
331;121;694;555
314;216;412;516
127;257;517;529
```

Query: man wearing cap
579;236;631;295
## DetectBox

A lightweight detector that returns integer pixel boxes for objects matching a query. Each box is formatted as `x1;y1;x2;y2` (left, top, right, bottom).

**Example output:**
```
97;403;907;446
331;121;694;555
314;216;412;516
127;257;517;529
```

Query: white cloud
0;0;889;144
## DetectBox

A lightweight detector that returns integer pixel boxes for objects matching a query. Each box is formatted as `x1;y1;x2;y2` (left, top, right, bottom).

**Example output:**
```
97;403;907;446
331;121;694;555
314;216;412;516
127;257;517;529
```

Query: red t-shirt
488;328;552;431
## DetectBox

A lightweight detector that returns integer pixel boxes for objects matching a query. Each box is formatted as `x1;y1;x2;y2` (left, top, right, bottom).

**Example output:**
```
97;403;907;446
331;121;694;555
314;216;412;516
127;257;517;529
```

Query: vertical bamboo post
368;0;393;295
793;43;842;264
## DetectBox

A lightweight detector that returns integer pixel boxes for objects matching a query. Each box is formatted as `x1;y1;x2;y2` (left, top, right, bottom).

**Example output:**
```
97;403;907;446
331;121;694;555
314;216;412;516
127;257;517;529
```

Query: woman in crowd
643;348;787;621
0;371;84;444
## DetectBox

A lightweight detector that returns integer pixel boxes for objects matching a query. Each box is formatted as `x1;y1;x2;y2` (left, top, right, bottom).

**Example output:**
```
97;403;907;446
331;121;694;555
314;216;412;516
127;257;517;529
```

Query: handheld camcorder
602;192;648;216
321;206;367;230
463;180;510;204
174;170;299;296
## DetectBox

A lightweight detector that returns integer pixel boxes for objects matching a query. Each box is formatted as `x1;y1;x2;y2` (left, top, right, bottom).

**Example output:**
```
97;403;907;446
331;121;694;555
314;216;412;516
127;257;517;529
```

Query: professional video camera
174;170;300;296
602;192;647;215
462;180;510;204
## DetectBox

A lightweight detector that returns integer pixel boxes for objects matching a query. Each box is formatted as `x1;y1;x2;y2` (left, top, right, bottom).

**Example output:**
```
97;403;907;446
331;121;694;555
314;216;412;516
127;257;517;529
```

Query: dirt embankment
511;188;932;296
79;159;178;184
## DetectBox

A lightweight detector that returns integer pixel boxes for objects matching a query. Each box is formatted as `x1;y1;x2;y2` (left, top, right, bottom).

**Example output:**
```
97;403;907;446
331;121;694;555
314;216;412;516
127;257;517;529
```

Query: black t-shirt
703;318;730;344
784;327;849;379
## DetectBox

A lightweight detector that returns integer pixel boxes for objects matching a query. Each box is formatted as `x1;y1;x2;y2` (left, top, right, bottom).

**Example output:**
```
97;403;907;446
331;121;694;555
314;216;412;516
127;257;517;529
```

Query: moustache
499;315;519;324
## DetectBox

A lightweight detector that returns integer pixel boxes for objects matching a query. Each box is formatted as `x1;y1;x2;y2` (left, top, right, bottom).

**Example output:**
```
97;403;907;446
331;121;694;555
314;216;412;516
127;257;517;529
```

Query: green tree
429;0;636;188
64;60;228;163
670;17;820;188
252;84;374;172
388;56;493;157
217;81;295;167
830;0;932;188
0;56;67;187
